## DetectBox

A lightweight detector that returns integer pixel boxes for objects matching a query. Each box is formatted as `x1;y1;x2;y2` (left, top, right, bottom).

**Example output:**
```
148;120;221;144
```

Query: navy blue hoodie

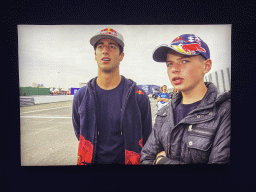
72;76;152;165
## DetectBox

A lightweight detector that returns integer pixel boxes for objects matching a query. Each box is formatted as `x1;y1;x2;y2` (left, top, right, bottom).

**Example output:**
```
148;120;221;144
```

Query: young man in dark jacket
72;28;152;165
140;34;231;164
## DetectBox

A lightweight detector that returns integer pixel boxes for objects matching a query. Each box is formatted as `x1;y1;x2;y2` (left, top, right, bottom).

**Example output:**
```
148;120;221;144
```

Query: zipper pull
121;131;122;135
98;131;99;135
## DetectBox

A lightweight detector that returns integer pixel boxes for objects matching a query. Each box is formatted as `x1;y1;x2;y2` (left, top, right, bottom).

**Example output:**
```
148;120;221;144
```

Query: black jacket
140;82;231;164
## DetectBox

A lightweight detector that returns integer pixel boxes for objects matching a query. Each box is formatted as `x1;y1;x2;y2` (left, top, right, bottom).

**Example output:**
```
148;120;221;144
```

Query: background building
204;67;231;92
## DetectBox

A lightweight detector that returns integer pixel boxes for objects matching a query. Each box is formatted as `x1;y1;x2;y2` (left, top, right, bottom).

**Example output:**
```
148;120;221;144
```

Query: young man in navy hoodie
72;28;152;165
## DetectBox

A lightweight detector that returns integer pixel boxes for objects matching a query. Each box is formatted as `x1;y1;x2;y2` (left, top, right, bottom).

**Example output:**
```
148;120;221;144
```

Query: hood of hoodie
86;76;137;110
86;75;136;93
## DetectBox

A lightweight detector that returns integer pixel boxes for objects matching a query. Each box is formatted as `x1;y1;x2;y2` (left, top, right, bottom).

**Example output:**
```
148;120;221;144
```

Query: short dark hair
199;54;206;61
161;85;167;92
94;40;123;55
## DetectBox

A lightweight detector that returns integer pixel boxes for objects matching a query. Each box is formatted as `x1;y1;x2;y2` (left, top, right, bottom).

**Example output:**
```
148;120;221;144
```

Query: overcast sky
18;24;231;89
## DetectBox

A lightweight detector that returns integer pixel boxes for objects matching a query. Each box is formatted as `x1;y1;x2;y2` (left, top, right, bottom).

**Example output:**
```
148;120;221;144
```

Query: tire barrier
20;95;74;107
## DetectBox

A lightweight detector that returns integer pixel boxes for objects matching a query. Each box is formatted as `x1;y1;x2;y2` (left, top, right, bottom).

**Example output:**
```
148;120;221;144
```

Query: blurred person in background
156;85;170;111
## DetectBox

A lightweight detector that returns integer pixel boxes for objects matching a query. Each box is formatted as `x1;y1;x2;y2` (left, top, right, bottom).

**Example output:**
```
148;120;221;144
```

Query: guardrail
20;96;35;107
20;95;74;107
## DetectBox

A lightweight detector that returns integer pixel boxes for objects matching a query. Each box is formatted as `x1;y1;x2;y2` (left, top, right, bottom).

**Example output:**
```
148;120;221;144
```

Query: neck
181;82;208;104
97;70;121;90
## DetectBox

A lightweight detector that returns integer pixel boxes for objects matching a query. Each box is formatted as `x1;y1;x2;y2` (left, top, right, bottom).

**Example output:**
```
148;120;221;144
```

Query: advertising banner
71;88;80;95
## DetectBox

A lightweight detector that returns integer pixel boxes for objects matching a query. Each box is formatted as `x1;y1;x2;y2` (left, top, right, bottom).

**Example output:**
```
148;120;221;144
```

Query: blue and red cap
153;34;210;62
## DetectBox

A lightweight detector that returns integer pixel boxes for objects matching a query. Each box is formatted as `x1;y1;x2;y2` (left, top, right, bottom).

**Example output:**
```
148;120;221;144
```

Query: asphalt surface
20;96;158;166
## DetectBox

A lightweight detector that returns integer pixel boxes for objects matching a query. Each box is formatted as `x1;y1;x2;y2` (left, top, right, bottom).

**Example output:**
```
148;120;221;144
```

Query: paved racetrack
20;96;158;165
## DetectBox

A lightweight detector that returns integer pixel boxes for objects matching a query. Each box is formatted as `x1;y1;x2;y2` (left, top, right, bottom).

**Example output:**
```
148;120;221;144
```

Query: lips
102;57;111;62
172;77;183;85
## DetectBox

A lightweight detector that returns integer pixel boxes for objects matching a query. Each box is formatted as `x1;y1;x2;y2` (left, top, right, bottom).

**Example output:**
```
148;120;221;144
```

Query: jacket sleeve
135;87;152;146
72;87;87;141
208;100;231;164
141;130;185;165
72;89;81;141
141;95;153;146
140;116;165;164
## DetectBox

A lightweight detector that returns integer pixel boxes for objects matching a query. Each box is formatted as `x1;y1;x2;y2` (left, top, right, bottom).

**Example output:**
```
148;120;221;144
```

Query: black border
1;0;255;191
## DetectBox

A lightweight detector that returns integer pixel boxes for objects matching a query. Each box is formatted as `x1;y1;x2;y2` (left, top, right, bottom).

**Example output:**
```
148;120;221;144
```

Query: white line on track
20;105;72;114
20;116;72;118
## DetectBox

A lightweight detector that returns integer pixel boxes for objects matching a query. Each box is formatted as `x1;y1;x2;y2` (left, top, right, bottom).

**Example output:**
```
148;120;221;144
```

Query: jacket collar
86;76;136;105
171;82;218;110
87;75;135;91
156;82;231;124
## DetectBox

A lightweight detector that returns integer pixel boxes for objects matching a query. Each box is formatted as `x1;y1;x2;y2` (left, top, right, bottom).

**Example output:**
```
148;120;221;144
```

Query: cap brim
153;44;204;62
90;34;124;47
152;45;173;62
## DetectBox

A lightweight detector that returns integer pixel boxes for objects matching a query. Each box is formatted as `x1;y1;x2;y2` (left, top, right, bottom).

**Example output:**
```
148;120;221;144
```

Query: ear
203;59;212;74
119;53;124;62
94;51;97;61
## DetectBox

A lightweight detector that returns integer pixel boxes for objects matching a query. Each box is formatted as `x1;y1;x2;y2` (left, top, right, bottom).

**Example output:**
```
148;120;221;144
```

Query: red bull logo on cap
181;41;206;54
100;28;117;36
171;36;206;55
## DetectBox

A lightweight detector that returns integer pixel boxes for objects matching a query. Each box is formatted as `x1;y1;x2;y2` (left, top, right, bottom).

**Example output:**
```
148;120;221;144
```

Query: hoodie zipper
89;85;98;164
120;84;134;136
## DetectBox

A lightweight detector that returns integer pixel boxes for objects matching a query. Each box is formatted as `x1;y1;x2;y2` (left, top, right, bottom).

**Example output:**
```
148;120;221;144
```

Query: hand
156;151;166;158
155;151;166;164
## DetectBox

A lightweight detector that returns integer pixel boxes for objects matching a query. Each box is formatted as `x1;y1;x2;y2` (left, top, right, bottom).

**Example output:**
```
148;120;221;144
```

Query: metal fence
20;87;50;96
204;67;231;92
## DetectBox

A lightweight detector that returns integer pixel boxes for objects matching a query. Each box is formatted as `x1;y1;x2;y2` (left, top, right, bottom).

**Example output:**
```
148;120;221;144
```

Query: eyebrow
97;42;118;46
166;55;195;62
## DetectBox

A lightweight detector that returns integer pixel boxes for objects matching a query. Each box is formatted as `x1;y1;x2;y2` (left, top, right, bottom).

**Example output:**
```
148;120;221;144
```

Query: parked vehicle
152;92;160;100
138;85;161;96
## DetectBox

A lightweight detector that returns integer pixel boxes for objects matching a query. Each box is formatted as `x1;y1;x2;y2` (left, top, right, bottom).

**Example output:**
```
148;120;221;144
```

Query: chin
173;85;185;92
102;69;113;73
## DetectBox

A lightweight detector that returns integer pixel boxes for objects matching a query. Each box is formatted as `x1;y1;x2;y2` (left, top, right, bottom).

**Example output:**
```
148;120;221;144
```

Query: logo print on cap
100;28;117;36
172;36;206;55
181;42;206;54
172;36;183;43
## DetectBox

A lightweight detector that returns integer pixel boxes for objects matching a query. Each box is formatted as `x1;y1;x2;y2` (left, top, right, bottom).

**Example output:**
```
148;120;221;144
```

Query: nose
170;62;181;74
102;46;110;54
